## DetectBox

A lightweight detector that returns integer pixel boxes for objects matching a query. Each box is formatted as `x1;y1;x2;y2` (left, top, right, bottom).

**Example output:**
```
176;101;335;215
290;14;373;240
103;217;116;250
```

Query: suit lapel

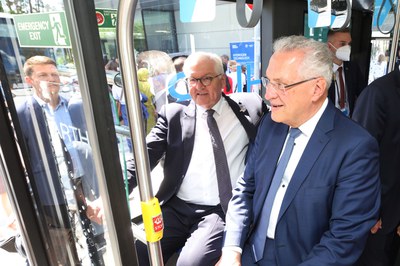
28;97;47;131
277;103;335;222
181;100;196;175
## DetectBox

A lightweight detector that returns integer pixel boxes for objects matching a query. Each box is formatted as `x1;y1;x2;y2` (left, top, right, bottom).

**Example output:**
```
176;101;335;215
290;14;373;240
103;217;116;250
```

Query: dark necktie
252;128;302;261
338;66;345;109
206;109;232;213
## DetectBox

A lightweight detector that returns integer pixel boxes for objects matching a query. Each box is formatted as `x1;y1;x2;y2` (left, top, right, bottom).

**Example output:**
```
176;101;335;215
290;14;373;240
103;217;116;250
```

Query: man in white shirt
131;52;267;266
327;28;365;117
217;35;380;266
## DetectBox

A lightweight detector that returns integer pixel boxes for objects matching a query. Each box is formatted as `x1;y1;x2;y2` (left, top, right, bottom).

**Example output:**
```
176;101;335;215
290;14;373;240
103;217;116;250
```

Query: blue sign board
229;41;256;92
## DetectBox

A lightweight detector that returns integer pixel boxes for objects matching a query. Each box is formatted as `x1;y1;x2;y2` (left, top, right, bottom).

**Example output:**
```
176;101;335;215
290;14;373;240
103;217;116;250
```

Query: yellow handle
141;197;163;242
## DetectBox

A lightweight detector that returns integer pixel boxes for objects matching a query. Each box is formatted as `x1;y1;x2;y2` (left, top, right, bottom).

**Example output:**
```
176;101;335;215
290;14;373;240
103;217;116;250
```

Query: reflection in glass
16;56;106;265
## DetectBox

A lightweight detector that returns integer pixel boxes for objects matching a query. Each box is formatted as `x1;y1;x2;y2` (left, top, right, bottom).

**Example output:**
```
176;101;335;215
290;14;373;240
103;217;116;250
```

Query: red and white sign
152;214;163;232
96;11;105;26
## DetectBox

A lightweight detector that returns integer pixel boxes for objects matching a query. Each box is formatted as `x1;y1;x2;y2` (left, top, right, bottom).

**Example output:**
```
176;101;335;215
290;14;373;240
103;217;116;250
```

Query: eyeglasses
187;74;222;87
261;76;318;95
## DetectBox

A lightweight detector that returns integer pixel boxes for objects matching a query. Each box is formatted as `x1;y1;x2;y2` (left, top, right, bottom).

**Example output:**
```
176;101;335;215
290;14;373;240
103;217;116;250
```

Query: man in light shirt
327;28;365;117
217;35;380;266
131;51;267;265
16;56;103;265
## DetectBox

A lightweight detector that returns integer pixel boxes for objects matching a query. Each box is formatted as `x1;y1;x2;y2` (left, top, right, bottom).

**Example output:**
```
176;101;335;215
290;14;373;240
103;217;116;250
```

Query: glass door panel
0;0;262;265
0;0;135;265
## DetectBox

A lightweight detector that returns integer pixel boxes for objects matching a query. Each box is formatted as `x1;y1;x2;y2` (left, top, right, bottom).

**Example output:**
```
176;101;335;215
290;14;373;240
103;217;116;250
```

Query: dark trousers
136;196;225;266
356;229;400;266
242;238;277;265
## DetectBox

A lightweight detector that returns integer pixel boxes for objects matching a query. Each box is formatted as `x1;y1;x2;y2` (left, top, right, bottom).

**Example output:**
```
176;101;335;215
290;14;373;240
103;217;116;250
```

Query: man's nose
195;80;205;89
265;87;277;100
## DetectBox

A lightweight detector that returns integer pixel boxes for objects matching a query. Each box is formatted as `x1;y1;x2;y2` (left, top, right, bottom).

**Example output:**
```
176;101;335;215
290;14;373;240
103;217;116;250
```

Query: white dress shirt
177;96;249;205
267;98;328;238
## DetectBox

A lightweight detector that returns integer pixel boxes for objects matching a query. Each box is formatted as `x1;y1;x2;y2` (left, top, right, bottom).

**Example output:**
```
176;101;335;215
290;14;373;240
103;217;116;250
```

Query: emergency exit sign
13;12;71;48
96;9;117;28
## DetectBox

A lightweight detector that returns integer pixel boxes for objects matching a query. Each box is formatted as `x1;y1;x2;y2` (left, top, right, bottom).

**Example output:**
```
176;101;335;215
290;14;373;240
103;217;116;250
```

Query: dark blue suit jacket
353;67;400;234
127;93;267;205
17;96;89;206
224;101;381;265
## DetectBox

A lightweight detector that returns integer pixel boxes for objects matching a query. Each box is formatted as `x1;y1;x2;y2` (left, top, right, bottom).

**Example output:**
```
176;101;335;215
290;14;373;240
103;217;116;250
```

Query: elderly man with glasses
217;35;380;266
131;51;267;266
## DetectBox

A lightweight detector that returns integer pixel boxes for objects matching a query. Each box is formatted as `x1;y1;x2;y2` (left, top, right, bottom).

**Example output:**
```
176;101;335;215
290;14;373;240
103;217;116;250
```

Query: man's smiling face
187;57;225;109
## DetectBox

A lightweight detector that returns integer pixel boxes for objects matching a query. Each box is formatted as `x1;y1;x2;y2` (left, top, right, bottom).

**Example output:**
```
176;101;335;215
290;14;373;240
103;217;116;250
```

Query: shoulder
67;96;83;108
159;100;191;117
16;96;35;115
226;92;268;124
228;92;262;104
345;61;362;72
327;105;376;145
359;70;398;99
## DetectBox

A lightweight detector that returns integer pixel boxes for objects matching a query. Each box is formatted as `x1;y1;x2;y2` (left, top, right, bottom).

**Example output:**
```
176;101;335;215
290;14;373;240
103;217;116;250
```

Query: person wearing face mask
327;28;365;117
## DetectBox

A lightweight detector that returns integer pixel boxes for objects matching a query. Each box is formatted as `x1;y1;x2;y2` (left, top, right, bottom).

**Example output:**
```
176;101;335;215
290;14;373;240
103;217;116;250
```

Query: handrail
236;0;263;28
117;0;164;265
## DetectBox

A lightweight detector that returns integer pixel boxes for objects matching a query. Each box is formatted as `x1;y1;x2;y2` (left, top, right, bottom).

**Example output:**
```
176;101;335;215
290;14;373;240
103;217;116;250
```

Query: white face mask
329;42;351;61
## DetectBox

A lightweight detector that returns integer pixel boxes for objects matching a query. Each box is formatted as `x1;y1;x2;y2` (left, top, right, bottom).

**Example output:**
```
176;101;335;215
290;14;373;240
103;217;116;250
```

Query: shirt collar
33;94;66;110
333;63;343;72
33;94;47;107
297;98;328;138
197;96;225;116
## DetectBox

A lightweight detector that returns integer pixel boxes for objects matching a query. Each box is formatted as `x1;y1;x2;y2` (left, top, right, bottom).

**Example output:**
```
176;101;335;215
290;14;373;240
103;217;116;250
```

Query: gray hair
183;52;224;76
273;35;333;88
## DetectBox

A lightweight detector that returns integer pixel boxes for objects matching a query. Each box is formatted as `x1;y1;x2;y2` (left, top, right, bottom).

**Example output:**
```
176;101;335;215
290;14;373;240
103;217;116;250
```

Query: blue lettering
168;72;191;101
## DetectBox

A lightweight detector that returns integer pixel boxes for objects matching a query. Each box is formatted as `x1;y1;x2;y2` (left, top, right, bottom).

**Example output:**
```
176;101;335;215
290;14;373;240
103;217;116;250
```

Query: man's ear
311;77;327;101
25;75;33;86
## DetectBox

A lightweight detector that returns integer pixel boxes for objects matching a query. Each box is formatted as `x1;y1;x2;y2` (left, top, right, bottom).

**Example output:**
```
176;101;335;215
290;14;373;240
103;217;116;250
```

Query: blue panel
180;0;196;23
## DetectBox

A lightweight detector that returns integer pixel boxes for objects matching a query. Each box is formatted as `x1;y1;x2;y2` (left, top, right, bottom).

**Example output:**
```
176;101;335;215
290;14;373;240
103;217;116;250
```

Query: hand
215;249;241;266
397;225;400;236
86;198;104;225
370;219;382;234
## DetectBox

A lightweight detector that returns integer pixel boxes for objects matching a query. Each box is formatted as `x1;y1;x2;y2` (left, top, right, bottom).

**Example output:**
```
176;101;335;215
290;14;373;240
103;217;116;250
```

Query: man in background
353;66;400;266
327;28;365;117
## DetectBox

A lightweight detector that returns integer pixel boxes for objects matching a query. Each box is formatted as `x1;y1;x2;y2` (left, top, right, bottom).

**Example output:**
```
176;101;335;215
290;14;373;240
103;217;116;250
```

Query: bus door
0;1;137;265
0;0;264;265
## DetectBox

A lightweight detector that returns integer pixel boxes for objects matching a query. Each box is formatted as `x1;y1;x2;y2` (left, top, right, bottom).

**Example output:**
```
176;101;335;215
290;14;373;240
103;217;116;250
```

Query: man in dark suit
217;35;380;266
353;66;400;266
327;28;365;117
132;51;267;265
16;56;103;265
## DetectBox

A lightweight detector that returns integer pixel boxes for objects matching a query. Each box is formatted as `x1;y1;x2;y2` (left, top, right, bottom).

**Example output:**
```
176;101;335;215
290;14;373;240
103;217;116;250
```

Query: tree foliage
3;0;44;14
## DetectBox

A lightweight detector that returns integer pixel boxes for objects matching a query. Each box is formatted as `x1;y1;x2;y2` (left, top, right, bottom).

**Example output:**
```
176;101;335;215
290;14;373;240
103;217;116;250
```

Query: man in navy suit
327;28;366;117
131;52;267;265
353;67;400;266
217;36;380;266
16;56;102;265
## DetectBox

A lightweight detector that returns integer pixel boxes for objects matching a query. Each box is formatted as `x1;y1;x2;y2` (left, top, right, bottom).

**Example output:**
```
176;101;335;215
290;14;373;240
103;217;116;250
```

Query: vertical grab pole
388;0;400;72
117;1;164;265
